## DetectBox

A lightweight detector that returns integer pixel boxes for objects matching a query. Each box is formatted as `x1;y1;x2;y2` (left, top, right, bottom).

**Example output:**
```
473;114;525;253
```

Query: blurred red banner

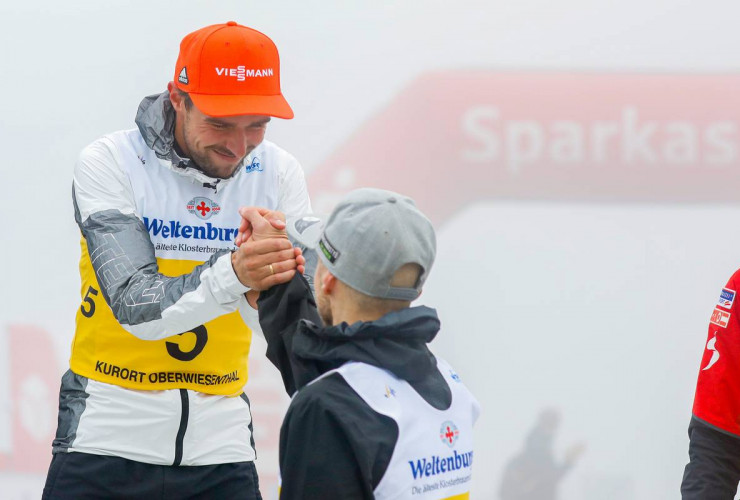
309;72;740;224
0;325;59;473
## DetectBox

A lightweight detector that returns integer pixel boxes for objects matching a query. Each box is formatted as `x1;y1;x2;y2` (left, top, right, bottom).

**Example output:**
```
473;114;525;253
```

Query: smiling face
169;84;271;179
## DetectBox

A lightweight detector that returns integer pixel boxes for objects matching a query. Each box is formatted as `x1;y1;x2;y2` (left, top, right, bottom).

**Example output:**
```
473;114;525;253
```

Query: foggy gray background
2;1;740;498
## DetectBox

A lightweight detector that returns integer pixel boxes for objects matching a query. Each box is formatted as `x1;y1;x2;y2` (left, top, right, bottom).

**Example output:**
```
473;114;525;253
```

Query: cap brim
287;215;325;249
190;92;294;119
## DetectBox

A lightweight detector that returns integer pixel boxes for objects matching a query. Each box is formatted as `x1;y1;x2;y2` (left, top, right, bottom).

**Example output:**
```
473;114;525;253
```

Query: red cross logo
196;201;211;217
187;197;221;220
439;420;459;447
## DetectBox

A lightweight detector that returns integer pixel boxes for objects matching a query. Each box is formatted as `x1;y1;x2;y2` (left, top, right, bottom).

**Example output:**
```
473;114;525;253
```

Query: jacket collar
291;306;442;389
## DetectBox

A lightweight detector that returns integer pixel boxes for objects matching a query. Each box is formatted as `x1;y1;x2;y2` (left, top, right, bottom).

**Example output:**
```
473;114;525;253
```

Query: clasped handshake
230;207;305;299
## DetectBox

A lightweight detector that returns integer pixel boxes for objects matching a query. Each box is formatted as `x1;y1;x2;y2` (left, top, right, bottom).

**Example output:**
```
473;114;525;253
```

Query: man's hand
232;207;305;292
232;237;298;291
235;207;287;245
236;206;305;275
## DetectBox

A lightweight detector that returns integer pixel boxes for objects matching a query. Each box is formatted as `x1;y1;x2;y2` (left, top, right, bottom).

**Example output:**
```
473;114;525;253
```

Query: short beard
189;146;244;179
181;120;246;180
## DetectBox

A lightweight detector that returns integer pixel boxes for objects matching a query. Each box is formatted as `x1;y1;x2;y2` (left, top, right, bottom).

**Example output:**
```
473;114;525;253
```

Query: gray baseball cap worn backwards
288;188;437;301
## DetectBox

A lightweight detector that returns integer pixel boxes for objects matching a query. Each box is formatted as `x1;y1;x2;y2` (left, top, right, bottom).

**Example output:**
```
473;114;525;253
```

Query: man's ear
167;82;184;112
321;271;336;295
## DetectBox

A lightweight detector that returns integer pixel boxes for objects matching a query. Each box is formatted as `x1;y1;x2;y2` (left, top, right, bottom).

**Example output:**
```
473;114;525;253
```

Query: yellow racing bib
70;239;251;396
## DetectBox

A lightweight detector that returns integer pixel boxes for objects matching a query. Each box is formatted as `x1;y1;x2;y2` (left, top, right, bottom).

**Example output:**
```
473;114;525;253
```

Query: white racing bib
336;358;480;499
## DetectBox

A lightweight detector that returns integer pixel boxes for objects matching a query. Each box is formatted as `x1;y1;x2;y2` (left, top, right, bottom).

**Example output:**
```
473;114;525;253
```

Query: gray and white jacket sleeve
73;138;249;341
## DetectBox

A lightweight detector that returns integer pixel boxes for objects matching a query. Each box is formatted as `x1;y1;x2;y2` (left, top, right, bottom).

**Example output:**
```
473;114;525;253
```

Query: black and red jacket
682;270;740;498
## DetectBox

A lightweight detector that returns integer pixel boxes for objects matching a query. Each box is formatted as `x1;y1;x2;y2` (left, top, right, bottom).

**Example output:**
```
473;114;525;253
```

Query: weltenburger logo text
143;217;238;243
408;450;474;480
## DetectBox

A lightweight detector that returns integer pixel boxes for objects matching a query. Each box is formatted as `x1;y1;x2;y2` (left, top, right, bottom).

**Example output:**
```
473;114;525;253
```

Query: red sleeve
692;270;740;436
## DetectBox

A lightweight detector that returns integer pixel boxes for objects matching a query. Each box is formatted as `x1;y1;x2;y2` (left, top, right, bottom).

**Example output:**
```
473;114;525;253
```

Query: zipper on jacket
173;389;189;466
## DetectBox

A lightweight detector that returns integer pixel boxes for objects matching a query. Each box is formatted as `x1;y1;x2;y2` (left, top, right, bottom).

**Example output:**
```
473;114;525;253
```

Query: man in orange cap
42;22;310;499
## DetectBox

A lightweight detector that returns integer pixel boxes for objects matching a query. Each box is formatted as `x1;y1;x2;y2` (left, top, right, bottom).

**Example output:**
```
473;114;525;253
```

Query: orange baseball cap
173;21;293;119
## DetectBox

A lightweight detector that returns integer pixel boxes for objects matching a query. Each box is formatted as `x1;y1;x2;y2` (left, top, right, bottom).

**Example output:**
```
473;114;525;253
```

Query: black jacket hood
292;306;441;388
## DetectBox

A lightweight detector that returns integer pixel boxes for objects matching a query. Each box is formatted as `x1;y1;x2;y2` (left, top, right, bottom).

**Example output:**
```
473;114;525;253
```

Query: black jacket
257;274;452;499
681;416;740;499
